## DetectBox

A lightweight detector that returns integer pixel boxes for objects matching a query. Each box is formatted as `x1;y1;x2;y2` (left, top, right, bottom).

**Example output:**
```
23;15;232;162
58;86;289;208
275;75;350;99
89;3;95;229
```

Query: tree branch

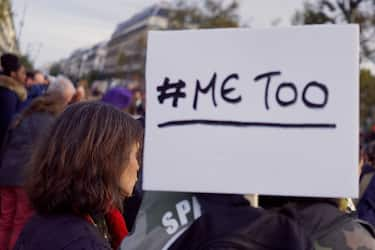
351;0;364;9
336;0;352;22
322;0;336;11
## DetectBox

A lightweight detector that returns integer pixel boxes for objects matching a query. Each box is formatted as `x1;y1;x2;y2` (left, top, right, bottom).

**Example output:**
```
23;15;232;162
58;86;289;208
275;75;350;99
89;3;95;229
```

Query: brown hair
27;101;143;215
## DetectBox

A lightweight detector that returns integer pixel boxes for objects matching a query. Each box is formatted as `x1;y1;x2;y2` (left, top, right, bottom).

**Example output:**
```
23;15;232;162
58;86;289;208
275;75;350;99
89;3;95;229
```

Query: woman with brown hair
0;77;76;250
13;102;143;250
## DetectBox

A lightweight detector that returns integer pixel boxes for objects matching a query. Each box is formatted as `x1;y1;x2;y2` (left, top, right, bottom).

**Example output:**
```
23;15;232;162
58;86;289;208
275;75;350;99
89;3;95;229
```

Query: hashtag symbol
157;77;187;108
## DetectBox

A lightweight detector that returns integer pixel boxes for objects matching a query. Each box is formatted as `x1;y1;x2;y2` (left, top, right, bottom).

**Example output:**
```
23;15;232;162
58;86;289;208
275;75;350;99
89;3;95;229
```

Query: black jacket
14;214;112;250
0;112;55;186
170;194;310;250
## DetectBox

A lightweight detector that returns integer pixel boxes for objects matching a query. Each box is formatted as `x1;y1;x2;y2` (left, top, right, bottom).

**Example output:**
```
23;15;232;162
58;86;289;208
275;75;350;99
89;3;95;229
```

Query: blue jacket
18;84;48;111
0;75;27;148
14;214;112;250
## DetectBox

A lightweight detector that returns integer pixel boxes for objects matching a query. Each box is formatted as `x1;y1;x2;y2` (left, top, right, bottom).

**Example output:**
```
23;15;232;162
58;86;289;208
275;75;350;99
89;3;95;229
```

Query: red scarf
84;207;128;250
105;207;128;249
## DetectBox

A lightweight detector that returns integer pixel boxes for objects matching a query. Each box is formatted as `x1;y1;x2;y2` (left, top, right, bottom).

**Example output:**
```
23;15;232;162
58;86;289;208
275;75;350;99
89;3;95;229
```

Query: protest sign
144;25;359;197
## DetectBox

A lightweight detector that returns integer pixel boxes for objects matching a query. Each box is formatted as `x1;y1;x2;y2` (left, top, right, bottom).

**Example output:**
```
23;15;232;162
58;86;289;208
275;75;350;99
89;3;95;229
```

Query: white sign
144;25;359;198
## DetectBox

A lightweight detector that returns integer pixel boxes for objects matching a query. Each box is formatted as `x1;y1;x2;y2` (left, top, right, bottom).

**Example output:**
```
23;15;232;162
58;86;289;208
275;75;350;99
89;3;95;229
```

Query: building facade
80;41;107;76
104;3;170;81
56;3;171;84
61;48;88;79
0;0;19;54
60;41;107;80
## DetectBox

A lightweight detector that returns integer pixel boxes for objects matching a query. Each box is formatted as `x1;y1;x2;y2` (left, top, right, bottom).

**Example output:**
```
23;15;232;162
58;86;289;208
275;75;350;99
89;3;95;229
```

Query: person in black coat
0;53;27;148
14;214;111;250
168;194;310;250
120;192;310;250
0;77;76;250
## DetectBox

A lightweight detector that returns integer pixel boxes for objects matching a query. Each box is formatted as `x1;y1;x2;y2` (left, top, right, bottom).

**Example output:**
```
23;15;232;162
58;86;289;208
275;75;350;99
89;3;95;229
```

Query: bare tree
293;0;375;62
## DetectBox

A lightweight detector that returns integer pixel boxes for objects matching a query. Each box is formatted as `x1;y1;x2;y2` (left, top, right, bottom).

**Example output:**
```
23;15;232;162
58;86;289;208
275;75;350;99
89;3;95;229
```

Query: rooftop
111;3;170;39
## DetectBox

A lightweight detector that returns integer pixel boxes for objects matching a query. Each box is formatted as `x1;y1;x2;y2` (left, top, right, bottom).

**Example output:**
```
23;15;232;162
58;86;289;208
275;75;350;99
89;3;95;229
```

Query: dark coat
169;194;310;250
14;214;112;250
0;112;55;186
358;164;375;227
0;75;27;148
281;201;375;249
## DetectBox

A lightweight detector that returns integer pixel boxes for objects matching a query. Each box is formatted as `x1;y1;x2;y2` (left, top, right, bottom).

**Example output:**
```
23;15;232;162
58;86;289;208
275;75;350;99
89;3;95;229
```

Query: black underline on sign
157;120;337;129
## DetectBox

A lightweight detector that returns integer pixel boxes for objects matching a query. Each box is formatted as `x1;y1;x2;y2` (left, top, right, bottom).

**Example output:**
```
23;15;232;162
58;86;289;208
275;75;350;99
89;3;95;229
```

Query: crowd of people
0;51;375;250
0;53;144;250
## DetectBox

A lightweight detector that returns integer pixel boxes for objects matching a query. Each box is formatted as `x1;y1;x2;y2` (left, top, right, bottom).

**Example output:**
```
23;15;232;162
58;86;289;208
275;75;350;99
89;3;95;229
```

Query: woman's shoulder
14;214;111;250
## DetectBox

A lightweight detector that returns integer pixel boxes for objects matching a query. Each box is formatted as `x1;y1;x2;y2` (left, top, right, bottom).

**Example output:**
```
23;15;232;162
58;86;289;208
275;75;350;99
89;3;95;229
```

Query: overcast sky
12;0;305;67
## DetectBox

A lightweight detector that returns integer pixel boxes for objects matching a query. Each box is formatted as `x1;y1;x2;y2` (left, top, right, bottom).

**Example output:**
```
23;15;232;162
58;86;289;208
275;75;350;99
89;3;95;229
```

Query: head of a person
133;89;143;100
14;76;77;127
35;71;47;84
46;76;76;105
101;86;133;111
0;53;26;84
91;81;107;98
70;85;86;104
26;70;47;86
26;71;35;86
27;102;143;215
